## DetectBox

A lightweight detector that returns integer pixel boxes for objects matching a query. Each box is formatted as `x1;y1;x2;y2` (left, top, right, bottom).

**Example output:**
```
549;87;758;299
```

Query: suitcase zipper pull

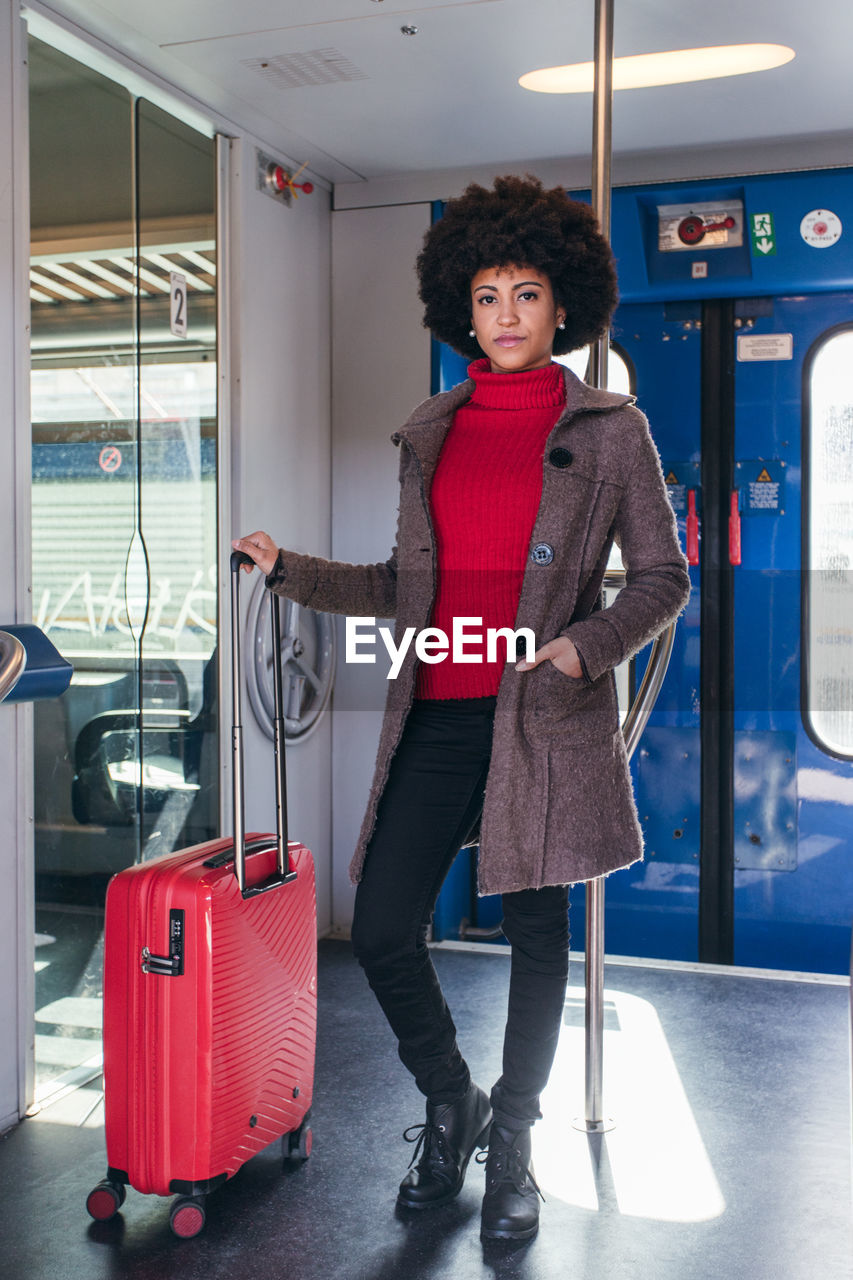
141;909;185;976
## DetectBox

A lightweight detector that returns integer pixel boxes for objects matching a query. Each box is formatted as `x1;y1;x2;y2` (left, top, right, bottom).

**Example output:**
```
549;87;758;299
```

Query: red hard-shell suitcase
87;553;317;1238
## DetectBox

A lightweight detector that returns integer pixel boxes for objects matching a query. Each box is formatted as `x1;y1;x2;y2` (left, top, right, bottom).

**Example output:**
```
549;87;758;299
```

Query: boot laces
476;1137;545;1201
403;1122;452;1170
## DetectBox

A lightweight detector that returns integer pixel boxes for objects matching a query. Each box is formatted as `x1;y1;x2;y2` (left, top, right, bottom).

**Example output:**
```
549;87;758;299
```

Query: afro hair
416;174;618;360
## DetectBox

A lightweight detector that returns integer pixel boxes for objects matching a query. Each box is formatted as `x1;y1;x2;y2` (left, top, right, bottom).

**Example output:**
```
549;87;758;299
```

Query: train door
610;291;853;974
29;37;220;1098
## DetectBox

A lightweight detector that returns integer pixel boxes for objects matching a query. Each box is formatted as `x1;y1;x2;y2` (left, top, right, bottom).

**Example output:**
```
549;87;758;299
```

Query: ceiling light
519;43;795;93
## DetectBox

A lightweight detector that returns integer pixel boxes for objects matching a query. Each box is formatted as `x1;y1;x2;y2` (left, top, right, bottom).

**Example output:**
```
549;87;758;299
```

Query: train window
556;344;633;397
804;327;853;759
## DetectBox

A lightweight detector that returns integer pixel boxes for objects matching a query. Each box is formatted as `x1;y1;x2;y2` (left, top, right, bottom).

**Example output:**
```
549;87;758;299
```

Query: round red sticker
800;209;842;248
99;445;122;473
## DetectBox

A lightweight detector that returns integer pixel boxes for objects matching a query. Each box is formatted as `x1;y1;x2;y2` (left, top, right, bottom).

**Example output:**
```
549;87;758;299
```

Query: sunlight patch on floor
535;984;726;1222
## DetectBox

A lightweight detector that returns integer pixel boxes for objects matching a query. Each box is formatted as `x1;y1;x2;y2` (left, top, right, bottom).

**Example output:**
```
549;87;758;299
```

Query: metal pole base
572;1116;616;1134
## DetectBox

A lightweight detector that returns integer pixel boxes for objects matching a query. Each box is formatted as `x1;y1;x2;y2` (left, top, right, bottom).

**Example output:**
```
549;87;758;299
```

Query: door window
804;327;853;759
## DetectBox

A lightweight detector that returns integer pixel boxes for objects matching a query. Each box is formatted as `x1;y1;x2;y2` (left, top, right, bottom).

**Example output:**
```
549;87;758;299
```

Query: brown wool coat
266;366;691;895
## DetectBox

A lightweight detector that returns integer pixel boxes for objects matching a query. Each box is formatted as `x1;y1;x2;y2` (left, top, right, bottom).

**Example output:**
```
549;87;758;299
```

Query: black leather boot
479;1124;544;1241
397;1081;492;1209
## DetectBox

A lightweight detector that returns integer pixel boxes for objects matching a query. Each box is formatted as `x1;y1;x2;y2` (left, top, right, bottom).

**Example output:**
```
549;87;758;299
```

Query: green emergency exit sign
750;212;777;256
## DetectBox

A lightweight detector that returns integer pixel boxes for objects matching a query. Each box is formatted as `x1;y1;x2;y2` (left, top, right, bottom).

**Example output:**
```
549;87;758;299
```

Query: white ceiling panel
26;0;853;185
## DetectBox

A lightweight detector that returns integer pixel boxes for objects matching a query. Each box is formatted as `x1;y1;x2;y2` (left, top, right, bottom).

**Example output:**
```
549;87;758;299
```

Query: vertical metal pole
589;0;614;391
574;0;616;1136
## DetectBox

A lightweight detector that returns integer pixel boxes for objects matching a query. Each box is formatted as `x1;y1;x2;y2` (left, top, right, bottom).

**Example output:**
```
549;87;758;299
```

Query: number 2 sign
170;271;188;338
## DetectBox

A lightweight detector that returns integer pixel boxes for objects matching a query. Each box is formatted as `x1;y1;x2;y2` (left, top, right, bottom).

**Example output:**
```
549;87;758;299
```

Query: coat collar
392;364;634;455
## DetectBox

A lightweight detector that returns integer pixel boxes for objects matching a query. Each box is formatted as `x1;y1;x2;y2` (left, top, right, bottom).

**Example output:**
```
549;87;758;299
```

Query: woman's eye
518;291;539;302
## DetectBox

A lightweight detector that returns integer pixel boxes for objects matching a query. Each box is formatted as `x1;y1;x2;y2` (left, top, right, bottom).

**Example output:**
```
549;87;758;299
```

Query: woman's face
470;265;566;374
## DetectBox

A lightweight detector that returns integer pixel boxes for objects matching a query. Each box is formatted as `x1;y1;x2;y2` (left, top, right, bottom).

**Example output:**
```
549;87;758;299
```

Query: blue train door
612;292;853;974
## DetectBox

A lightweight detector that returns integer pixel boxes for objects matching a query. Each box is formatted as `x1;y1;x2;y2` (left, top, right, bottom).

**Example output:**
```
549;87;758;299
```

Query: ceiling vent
242;48;368;89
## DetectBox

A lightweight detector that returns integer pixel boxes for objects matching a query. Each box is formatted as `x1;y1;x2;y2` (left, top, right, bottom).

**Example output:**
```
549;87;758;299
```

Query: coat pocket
524;660;619;745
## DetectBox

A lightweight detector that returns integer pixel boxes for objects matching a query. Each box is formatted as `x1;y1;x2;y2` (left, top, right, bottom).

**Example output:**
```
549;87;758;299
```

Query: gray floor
1;940;850;1280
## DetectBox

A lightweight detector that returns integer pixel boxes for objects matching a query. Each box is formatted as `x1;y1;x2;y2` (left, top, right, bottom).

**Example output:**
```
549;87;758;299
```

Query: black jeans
350;697;570;1130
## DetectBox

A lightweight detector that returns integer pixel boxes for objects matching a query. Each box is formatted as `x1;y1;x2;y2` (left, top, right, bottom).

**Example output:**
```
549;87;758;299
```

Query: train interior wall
329;202;431;927
226;136;333;939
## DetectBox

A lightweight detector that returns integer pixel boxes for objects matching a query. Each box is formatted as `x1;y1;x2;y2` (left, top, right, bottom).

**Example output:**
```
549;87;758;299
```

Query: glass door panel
29;37;137;1091
135;98;218;859
29;42;219;1096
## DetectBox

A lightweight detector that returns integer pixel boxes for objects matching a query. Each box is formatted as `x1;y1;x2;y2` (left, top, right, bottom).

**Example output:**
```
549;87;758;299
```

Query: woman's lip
494;335;523;346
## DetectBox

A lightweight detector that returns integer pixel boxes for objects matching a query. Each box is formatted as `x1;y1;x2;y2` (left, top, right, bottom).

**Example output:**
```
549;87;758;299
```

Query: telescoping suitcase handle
230;550;298;898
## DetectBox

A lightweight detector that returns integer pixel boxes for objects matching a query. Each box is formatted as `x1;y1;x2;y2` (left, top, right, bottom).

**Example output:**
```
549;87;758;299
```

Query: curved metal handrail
602;568;676;760
0;630;27;704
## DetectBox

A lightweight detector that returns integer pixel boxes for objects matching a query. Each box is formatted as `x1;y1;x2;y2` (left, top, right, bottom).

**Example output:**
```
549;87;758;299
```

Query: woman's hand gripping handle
231;531;279;577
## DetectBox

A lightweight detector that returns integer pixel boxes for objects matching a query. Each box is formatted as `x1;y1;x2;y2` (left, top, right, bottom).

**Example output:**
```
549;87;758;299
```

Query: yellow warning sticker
738;458;785;514
665;471;679;485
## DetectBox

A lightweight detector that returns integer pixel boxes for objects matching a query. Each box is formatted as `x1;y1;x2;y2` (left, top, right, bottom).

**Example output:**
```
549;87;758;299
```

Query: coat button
549;447;573;468
530;542;554;566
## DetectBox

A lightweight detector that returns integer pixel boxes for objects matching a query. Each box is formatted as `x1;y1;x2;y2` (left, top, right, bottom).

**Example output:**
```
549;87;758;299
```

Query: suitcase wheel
170;1196;206;1239
285;1121;313;1163
86;1179;126;1222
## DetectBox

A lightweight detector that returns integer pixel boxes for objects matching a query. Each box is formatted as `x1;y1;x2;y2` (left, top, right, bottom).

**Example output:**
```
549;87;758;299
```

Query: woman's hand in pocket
516;635;583;679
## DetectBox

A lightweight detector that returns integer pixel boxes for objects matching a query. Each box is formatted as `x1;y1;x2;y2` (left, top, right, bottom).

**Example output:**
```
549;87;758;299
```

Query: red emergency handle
729;490;742;566
686;489;699;566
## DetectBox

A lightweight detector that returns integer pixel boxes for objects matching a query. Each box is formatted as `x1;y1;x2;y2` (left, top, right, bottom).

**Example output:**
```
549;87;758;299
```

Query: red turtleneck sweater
415;358;566;700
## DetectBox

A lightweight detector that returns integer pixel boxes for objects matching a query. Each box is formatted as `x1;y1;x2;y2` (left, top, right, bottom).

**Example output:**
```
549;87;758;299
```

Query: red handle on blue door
729;490;742;566
686;489;699;566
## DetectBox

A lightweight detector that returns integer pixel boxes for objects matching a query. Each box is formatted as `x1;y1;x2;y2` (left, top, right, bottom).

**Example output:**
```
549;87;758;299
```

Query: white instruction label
737;333;793;362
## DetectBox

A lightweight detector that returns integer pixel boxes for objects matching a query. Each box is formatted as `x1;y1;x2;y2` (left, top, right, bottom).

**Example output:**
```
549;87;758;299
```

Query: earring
469;329;476;337
558;321;566;330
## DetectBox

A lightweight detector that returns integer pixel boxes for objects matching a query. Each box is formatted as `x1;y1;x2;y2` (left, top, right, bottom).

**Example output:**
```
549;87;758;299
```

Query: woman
233;176;690;1243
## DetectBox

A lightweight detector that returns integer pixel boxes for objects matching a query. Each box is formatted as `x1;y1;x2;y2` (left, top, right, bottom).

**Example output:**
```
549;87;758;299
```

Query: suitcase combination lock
141;909;185;977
